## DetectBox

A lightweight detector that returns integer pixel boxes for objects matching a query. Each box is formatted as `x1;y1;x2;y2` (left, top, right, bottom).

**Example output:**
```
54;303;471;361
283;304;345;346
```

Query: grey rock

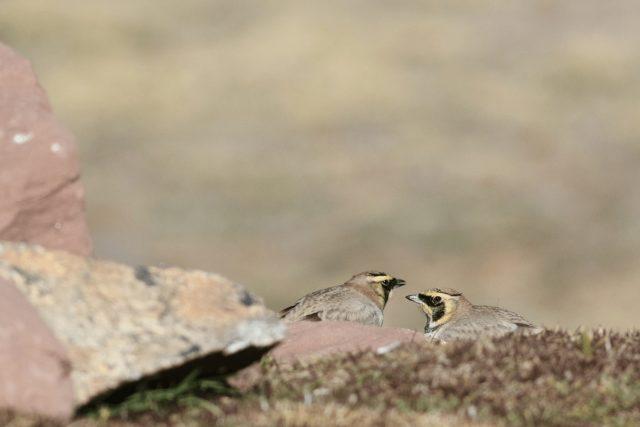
0;241;284;406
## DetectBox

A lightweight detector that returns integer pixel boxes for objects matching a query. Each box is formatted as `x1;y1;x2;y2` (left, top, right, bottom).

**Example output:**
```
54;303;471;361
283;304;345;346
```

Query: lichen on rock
0;241;285;407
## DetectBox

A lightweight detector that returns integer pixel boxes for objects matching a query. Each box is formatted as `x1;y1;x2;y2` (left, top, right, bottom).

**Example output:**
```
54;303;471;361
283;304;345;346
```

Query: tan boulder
0;241;284;406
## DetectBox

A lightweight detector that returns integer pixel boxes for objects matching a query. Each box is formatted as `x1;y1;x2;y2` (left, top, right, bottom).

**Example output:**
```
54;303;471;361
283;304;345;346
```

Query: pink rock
0;43;91;256
270;321;422;362
0;278;74;420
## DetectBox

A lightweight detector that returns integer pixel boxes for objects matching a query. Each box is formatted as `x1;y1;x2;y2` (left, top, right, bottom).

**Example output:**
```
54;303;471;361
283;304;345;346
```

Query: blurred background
2;1;639;330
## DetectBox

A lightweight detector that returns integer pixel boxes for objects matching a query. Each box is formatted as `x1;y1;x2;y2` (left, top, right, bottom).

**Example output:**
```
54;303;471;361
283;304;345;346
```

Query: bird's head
347;271;406;306
405;288;464;329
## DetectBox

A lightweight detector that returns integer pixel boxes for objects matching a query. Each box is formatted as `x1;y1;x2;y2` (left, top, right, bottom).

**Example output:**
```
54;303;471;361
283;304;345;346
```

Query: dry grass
0;411;61;427
72;402;477;427
249;329;640;426
7;329;636;426
215;402;480;427
1;1;640;332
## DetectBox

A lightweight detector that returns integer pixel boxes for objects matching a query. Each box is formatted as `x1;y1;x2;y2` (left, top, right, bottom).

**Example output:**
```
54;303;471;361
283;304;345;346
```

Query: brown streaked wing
475;305;537;329
279;285;353;321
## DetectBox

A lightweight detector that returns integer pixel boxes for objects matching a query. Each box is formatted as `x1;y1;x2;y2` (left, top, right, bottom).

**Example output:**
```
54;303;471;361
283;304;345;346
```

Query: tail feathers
279;304;322;322
279;304;296;318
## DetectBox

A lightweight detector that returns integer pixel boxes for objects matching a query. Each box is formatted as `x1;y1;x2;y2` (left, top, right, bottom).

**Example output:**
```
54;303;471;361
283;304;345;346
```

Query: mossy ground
5;329;640;426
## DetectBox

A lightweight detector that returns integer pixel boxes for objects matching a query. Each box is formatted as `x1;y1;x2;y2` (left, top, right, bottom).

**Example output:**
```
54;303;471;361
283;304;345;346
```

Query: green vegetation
85;370;237;420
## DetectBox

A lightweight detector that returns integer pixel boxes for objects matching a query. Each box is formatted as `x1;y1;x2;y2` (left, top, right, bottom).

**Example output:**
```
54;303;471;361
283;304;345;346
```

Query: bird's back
431;304;539;341
280;285;383;326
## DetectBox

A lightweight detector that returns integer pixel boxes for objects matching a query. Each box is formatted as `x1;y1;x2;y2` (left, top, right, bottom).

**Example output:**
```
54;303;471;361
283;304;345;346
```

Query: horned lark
406;288;541;341
279;271;406;326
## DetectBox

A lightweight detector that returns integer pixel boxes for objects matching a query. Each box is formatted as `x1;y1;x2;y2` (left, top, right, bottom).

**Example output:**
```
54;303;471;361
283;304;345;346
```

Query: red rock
0;278;74;420
270;321;422;362
0;43;91;256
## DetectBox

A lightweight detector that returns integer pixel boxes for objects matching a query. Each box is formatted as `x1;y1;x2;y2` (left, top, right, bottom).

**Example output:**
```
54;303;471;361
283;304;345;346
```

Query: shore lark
406;288;541;341
279;271;406;326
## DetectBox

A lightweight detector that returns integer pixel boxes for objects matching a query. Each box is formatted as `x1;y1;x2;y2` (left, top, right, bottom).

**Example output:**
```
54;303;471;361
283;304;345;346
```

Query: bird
279;271;406;326
405;288;541;341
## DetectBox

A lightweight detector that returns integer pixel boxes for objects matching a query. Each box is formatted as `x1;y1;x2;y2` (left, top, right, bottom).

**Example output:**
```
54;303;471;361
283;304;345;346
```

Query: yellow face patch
418;291;458;327
370;275;393;283
419;302;433;317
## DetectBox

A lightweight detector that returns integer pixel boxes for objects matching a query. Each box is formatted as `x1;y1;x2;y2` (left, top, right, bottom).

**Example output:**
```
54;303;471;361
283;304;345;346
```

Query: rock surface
0;43;91;256
0;241;285;406
270;321;422;362
0;277;74;420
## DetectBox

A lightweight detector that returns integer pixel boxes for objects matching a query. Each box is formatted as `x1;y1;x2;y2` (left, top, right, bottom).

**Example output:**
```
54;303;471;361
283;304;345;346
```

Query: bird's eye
431;295;442;305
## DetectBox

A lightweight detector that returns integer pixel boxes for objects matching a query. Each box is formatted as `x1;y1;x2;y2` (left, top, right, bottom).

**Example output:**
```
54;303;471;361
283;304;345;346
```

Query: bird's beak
392;278;406;288
405;294;421;304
